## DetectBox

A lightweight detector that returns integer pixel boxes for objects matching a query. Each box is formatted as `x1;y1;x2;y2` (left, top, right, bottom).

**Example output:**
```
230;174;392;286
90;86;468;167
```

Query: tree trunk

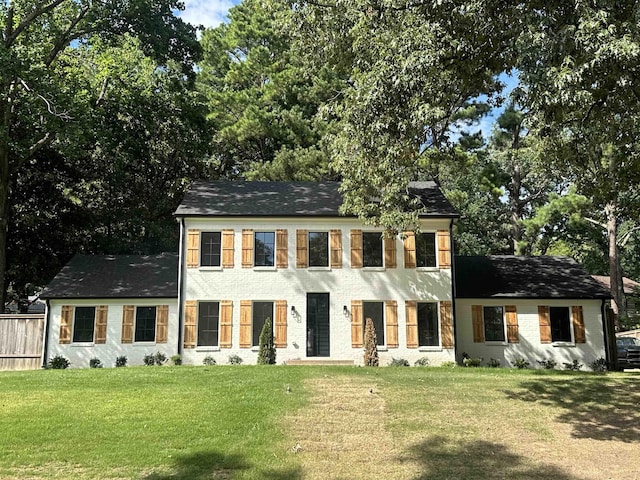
0;138;9;311
605;202;626;319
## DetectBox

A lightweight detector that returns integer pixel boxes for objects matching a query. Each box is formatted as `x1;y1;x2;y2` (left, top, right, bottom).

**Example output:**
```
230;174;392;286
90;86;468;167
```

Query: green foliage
512;358;530;370
440;361;457;368
203;355;217;366
537;359;557;370
487;358;501;368
563;360;583;371
388;358;409;367
414;357;430;367
115;356;128;368
154;352;167;366
590;358;608;373
363;317;379;367
463;357;483;368
143;354;155;366
171;355;182;366
257;317;276;365
47;355;70;369
228;354;243;365
89;358;103;369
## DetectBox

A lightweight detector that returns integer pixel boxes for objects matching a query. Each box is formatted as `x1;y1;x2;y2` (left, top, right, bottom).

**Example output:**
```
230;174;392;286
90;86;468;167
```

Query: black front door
307;293;330;357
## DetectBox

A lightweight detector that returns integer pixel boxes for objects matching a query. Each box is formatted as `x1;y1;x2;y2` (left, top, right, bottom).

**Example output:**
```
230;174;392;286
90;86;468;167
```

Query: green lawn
0;366;638;479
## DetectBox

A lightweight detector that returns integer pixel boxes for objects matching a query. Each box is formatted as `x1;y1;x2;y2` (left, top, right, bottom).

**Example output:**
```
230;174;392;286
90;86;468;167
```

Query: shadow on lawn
502;374;640;442
142;451;301;480
404;436;583;480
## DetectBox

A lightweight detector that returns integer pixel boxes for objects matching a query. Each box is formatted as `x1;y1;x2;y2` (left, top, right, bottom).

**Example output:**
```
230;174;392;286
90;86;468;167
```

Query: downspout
601;298;614;370
448;218;458;363
177;217;186;357
42;299;51;368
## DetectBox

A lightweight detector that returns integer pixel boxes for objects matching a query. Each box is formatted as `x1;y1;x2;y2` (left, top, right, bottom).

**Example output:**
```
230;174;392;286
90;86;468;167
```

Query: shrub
537;359;557;369
228;354;243;365
154;352;167;366
143;354;155;366
89;358;103;369
512;357;530;369
414;357;430;367
440;361;457;368
590;357;608;372
170;354;182;366
487;358;501;368
389;357;410;367
563;359;583;371
363;317;379;367
463;357;483;367
257;317;276;365
203;355;217;366
48;355;70;369
115;356;127;367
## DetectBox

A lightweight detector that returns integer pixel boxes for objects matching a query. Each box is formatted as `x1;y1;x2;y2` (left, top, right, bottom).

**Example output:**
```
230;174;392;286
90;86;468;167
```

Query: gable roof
455;256;611;299
174;180;459;218
592;275;640;296
40;254;178;300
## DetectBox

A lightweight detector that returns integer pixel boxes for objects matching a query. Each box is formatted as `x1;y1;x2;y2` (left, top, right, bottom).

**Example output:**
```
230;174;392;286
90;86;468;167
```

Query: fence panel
0;314;45;370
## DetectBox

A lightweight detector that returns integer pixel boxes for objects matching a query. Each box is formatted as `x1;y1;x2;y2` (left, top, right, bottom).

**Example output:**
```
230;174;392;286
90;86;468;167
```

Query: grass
0;366;638;479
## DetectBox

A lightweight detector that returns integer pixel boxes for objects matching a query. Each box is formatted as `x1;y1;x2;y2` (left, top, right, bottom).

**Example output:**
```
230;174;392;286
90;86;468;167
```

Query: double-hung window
198;302;220;347
308;232;329;267
363;301;385;345
252;301;274;346
135;306;157;342
417;302;439;347
550;307;571;342
483;306;505;342
362;232;383;267
200;232;221;267
416;233;436;268
72;307;96;343
254;232;275;267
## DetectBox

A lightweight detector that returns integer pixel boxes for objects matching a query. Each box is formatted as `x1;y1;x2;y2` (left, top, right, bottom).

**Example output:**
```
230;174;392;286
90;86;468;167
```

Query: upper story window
201;232;221;267
254;232;275;267
72;306;96;343
483;306;505;342
416;233;436;268
362;232;383;267
309;232;329;267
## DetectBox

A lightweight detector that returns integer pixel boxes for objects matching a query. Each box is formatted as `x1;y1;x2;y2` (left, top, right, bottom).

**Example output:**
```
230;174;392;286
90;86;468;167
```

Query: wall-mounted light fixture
291;305;296;314
291;305;301;322
343;305;349;317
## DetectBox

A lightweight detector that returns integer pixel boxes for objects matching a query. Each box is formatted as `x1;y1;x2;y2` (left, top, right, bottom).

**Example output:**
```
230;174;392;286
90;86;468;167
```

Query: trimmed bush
171;355;182;366
154;352;167;366
257;317;276;365
89;358;103;369
512;357;530;369
590;357;608;372
389;357;410;367
363;317;379;367
115;356;127;367
203;355;217;366
228;354;243;365
563;359;583;371
463;357;483;367
414;357;430;367
48;355;70;369
487;358;501;368
537;359;557;369
143;354;155;366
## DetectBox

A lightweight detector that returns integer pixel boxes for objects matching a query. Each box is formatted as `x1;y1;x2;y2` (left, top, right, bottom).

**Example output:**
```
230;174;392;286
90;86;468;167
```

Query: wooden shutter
351;230;363;268
276;229;288;268
538;305;551;344
275;300;287;348
59;305;72;344
351;300;363;348
95;306;108;344
242;230;253;268
384;237;397;268
183;301;197;348
156;305;169;343
440;301;454;348
239;300;252;348
505;305;519;343
572;305;586;343
385;300;398;348
437;230;451;269
222;230;235;268
296;230;308;268
472;305;484;343
219;300;233;348
121;305;134;344
403;231;416;268
187;229;200;268
405;301;418;348
330;229;342;268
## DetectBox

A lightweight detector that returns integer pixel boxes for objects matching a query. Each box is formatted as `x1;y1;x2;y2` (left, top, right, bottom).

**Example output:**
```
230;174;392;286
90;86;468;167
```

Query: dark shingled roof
40;254;178;299
174;180;459;218
455;256;611;299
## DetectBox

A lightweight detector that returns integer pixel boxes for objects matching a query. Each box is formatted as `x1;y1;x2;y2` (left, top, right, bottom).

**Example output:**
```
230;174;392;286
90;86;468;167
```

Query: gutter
42;299;51;368
177;217;186;357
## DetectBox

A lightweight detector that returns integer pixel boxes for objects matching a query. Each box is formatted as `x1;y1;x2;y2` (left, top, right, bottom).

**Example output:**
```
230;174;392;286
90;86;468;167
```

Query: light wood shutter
95;306;108;344
183;301;197;348
59;305;72;344
538;305;551;343
330;229;342;268
220;300;233;348
440;301;454;348
572;305;586;343
405;301;418;348
296;230;308;268
276;229;288;268
351;300;363;348
187;230;200;268
403;232;416;268
351;230;363;268
505;305;519;343
385;300;399;348
239;300;252;348
437;230;451;269
121;305;134;344
156;305;169;343
222;230;234;268
472;305;484;343
275;300;287;348
242;230;253;268
384;237;397;268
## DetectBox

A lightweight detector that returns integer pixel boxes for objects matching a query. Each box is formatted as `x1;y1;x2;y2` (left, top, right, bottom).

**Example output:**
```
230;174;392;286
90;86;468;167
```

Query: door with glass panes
306;293;330;357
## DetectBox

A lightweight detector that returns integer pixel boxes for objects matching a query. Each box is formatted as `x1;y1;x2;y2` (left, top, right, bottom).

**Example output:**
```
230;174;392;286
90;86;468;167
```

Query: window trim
134;306;157;343
415;232;437;270
482;306;507;344
197;301;221;348
199;231;222;268
254;231;276;268
416;301;440;349
308;231;330;269
549;305;574;345
362;231;384;269
363;300;386;347
71;306;96;344
252;300;274;347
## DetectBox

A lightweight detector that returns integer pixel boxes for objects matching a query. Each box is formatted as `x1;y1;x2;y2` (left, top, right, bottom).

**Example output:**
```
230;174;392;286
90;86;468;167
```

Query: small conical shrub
257;317;276;364
364;317;379;367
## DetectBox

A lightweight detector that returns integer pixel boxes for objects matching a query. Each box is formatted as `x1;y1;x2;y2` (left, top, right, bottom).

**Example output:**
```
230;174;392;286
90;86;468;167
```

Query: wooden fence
0;314;45;370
